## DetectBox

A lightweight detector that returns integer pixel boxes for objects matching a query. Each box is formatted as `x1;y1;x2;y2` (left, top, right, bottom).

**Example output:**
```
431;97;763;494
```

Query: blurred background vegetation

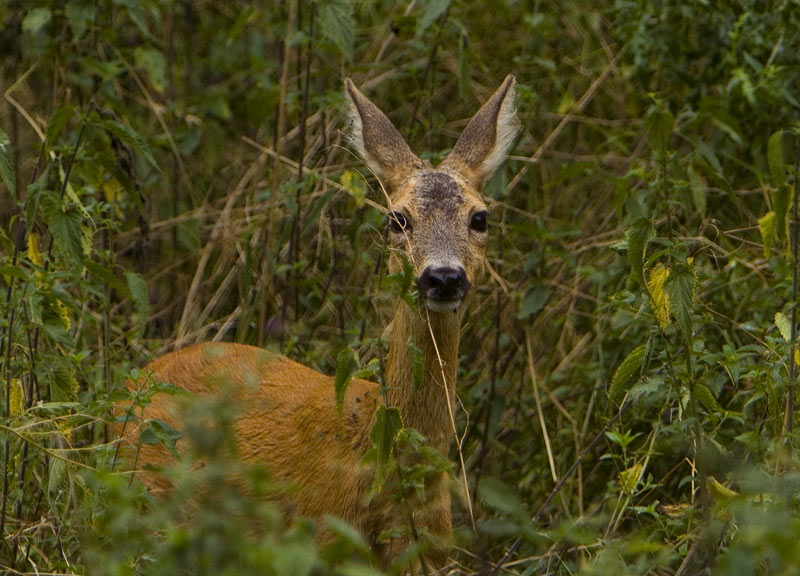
2;0;800;574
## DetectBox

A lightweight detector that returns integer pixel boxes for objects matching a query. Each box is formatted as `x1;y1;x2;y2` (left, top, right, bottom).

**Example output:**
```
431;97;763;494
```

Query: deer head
345;76;519;313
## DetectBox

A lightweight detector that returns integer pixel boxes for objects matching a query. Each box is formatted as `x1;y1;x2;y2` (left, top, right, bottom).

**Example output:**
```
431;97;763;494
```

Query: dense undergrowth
2;0;800;574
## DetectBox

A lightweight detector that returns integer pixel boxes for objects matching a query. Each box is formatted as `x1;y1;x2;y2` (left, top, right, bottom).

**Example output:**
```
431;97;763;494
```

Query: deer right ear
440;75;520;188
345;79;425;189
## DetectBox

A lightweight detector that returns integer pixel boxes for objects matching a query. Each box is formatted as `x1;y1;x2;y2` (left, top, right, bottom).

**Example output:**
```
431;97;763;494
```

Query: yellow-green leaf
775;311;792;341
758;211;775;258
647;264;671;329
610;343;648;400
340;170;367;207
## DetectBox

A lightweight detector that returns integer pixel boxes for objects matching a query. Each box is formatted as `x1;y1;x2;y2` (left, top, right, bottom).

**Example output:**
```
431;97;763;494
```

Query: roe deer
121;75;519;571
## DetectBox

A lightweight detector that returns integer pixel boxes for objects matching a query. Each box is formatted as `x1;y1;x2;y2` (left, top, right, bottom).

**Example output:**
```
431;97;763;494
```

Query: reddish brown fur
119;76;519;571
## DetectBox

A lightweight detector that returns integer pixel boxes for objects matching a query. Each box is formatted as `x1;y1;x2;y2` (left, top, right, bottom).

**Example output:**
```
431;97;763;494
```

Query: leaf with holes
610;343;648;401
334;348;359;413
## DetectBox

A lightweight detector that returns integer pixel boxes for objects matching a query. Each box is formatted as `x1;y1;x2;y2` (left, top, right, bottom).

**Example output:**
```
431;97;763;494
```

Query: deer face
345;76;519;313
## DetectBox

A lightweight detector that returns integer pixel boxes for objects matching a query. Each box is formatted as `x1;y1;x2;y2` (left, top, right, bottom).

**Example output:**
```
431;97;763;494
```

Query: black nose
417;266;470;300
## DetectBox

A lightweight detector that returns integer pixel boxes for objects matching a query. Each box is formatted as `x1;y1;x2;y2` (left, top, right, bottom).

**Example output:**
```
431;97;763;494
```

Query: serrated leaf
626;217;654;287
773;184;793;242
85;259;128;296
647;264;671;329
768;130;785;184
618;462;643;495
47;201;85;267
610;343;648;400
370;405;403;473
775;312;792;342
334;348;359;412
46;106;76;146
100;117;157;169
319;0;354;61
407;338;424;393
647;103;674;151
478;476;527;518
664;262;696;346
0;128;15;195
125;271;149;335
417;0;450;37
140;418;182;456
693;383;723;414
758;211;775;258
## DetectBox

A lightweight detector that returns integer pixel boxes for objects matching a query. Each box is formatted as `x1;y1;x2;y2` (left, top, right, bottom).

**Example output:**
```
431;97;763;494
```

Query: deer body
123;76;519;570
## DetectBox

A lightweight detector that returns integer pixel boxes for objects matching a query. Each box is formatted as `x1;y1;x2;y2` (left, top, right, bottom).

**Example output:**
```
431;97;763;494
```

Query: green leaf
340;170;367;207
610;343;648;400
0;128;15;195
334;348;359;413
768;130;785;184
100;117;157;169
758;211;775;258
518;284;550;319
417;0;451;37
140;418;183;456
773;184;793;242
626;217;654;288
22;7;52;34
478;476;527;518
65;2;97;38
46;106;76;145
664;261;696;346
319;0;355;61
370;405;403;473
775;312;792;342
407;338;424;393
647;102;674;152
84;259;129;296
693;383;723;414
46;201;85;267
324;515;372;557
458;30;471;99
125;271;149;335
133;46;167;94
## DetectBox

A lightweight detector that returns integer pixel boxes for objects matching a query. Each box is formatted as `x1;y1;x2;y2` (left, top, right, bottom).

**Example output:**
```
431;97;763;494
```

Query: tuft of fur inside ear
344;78;424;187
441;75;521;187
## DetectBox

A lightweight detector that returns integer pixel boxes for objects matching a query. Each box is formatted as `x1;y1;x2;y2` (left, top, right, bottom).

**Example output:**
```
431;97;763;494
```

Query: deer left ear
440;75;520;188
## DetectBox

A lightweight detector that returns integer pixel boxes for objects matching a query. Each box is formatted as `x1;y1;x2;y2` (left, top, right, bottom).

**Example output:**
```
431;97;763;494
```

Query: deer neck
384;302;462;453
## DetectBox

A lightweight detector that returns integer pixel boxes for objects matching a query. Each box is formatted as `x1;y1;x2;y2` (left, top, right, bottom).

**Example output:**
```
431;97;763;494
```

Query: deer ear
345;79;425;189
441;75;520;188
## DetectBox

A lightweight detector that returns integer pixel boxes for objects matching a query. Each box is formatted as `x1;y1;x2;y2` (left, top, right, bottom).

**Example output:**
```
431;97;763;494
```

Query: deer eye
470;211;488;233
388;211;410;233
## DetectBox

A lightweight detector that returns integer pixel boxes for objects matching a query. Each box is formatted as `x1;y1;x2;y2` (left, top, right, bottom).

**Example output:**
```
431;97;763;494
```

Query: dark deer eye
388;211;410;233
470;211;488;232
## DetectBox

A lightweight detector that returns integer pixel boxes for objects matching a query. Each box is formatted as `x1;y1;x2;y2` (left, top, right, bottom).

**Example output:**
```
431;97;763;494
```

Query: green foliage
3;0;800;573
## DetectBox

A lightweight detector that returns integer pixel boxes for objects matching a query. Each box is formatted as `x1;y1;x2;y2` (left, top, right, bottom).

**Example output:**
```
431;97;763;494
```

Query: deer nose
417;266;471;300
